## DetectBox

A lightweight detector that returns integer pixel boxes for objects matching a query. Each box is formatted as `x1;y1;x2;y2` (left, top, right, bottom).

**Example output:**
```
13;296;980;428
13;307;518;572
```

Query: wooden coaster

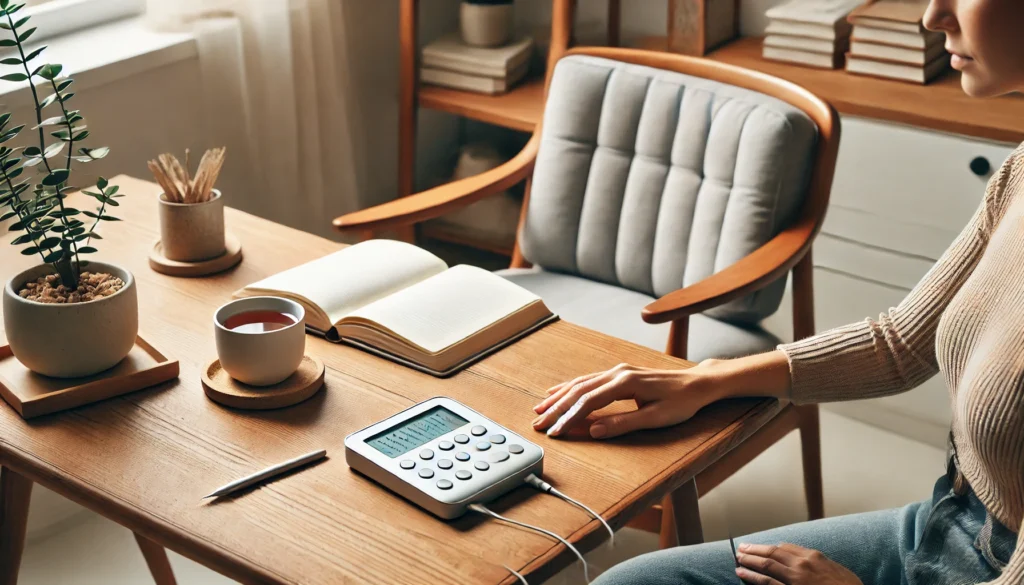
201;354;325;410
149;233;243;277
0;336;180;419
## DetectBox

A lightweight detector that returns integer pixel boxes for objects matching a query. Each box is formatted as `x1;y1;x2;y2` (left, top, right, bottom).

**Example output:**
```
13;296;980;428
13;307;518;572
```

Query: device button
489;434;506;444
471;425;487;436
454;434;470;444
418;468;434;479
436;479;453;490
419;449;434;460
399;460;415;470
474;461;490;471
508;444;524;455
476;442;491;451
488;451;509;463
455;452;470;462
438;441;454;451
437;459;453;470
455;470;472;481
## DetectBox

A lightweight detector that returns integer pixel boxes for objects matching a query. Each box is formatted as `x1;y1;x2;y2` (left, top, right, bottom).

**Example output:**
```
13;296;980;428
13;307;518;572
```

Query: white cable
470;503;591;584
503;564;529;585
524;474;615;544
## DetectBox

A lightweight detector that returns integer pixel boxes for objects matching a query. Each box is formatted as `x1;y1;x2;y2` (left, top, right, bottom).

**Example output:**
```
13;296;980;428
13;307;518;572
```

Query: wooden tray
0;336;180;419
149;233;243;277
202;354;325;410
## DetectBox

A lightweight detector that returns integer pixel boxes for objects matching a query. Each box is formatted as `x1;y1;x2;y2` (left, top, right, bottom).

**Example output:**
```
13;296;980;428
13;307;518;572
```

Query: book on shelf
764;34;847;55
763;46;844;69
846;51;951;84
764;0;863;40
420;62;529;95
422;33;534;79
850;37;947;65
848;0;945;49
851;25;944;49
235;240;557;377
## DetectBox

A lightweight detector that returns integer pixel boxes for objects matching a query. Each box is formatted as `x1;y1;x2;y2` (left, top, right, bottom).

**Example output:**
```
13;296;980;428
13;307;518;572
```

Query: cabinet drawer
814;232;934;290
822;204;959;261
830;116;1014;234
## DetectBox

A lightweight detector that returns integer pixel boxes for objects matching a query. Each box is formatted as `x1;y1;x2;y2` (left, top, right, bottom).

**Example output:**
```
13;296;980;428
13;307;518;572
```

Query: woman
532;1;1024;584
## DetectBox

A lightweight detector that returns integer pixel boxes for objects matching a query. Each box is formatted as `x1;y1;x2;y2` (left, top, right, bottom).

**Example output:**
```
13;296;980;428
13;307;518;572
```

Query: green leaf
66;226;84;237
16;26;34;42
2;156;18;169
33;115;63;128
96;177;108;190
0;22;9;31
79;146;109;161
56;79;72;92
7;4;24;15
82;210;97;219
83;231;100;239
59;91;73;102
71;129;88;141
21;145;39;156
0;39;17;48
36;63;60;80
23;46;44;62
1;211;18;222
5;166;21;179
0;113;9;132
0;124;23;142
99;215;119;221
42;249;63;263
41;169;68;186
0;72;25;82
77;246;97;254
37;236;59;248
1;0;10;9
0;57;19;65
20;245;38;255
11;233;34;244
13;15;29;29
38;93;57;109
8;219;22;230
43;141;63;157
102;197;118;207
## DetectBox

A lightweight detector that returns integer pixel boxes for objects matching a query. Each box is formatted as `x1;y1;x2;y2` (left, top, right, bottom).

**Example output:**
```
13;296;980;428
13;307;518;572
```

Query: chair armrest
642;220;816;324
333;133;540;235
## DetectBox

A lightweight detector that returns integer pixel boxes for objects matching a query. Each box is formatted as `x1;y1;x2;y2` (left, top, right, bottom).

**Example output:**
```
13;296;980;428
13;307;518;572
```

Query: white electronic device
345;397;544;519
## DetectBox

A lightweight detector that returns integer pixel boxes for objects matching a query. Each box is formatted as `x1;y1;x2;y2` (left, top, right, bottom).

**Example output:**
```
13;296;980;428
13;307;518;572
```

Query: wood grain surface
0;176;780;585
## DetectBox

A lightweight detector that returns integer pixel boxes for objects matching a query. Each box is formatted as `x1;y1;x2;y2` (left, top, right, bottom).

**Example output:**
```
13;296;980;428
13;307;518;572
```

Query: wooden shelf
418;77;545;133
700;37;1024;144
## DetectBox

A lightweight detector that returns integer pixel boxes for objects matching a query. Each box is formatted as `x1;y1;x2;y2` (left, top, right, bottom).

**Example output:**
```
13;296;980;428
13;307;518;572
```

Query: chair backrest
519;52;821;325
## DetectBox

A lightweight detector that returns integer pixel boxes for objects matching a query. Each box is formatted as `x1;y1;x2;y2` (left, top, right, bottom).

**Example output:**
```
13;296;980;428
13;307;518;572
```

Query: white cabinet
763;116;1016;448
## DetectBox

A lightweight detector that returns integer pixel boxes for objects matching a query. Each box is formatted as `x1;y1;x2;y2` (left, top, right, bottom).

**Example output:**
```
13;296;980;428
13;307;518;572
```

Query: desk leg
134;533;178;585
0;466;32;585
659;478;704;549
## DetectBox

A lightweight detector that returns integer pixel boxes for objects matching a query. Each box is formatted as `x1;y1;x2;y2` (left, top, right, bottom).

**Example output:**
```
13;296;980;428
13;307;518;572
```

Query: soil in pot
18;271;125;304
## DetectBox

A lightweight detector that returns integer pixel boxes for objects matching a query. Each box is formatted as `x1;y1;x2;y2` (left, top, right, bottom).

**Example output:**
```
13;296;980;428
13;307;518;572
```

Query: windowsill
0;16;197;106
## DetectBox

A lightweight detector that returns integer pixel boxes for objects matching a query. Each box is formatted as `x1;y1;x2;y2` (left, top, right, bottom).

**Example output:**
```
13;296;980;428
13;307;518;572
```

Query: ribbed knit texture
779;143;1024;584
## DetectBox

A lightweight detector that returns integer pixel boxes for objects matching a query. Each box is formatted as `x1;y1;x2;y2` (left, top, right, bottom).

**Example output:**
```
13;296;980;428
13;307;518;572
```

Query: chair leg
658;478;703;549
134;533;178;585
798;404;825;520
0;466;33;585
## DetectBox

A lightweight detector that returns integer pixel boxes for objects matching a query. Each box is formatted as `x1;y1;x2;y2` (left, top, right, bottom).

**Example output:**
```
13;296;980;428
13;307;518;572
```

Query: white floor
16;410;946;585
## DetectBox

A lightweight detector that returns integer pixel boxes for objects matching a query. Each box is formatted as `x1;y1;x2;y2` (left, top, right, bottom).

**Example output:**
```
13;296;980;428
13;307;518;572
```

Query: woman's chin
959;73;1001;98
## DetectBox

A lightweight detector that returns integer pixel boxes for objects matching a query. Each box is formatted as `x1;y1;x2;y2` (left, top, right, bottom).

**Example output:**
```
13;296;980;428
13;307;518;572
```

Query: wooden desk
0;177;780;585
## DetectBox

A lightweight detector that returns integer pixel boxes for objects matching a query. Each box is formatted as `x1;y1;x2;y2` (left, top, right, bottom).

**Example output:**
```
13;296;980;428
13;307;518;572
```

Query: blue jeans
595;476;1017;585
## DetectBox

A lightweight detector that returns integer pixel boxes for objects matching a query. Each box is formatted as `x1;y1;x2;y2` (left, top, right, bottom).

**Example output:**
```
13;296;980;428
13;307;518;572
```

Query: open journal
234;240;557;376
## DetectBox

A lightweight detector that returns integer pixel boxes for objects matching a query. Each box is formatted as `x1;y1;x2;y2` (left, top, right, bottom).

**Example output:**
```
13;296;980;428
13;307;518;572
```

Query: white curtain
145;0;364;237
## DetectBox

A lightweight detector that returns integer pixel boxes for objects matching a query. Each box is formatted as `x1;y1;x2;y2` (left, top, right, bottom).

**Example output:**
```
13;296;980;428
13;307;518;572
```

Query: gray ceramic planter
3;261;138;378
158;190;226;262
460;2;513;47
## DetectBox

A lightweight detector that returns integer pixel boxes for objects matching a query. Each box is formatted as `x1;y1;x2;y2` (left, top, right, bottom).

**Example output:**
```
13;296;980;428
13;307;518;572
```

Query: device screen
365;406;469;458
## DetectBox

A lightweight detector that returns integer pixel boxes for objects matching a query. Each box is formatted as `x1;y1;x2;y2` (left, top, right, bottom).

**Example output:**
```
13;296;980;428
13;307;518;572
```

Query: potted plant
0;0;135;378
460;0;514;48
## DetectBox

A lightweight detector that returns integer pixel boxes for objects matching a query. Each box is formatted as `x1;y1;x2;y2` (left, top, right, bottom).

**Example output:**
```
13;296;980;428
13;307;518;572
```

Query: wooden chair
335;47;840;547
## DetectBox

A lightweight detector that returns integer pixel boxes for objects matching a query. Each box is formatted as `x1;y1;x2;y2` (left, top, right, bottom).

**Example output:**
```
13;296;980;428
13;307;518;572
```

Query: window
17;0;144;42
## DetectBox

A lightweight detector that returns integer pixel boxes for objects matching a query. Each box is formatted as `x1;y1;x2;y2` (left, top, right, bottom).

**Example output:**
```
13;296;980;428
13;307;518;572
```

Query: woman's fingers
535;373;600;414
532;371;615;431
737;551;793;582
587;402;670;438
735;567;784;585
738;544;800;565
544;377;636;437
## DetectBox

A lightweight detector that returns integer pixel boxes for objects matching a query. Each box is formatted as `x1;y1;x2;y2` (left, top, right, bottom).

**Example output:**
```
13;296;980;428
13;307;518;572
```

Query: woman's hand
735;543;863;585
531;362;725;438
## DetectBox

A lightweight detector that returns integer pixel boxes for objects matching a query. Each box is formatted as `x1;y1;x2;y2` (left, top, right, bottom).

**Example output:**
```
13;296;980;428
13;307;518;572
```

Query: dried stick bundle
147;147;226;204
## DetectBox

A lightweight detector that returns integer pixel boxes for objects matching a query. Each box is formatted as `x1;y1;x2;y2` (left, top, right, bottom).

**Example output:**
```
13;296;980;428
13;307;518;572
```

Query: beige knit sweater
780;143;1024;584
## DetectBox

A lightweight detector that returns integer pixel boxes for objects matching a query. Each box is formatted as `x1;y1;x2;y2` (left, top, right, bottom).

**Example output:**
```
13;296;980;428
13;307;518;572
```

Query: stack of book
846;0;948;84
420;33;534;95
762;0;865;69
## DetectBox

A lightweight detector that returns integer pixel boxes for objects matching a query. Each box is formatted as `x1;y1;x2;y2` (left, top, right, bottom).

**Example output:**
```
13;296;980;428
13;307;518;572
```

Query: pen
204;449;327;499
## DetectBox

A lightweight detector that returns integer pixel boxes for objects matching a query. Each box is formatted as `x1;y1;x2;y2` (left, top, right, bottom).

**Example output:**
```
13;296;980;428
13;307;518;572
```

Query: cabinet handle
970;156;992;177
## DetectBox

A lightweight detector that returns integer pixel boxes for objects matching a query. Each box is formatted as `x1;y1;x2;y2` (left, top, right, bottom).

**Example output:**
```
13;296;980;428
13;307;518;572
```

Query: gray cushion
520;54;817;324
498;268;781;362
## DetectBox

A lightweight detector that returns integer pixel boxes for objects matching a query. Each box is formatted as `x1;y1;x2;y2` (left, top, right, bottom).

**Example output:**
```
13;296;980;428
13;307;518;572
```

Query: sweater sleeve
779;152;1019;404
986;519;1024;585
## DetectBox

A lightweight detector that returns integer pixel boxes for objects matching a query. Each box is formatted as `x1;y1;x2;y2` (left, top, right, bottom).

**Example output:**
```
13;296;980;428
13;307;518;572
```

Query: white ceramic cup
214;296;305;386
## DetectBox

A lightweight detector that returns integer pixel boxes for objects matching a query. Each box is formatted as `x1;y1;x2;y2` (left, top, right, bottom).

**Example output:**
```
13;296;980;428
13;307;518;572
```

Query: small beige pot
460;1;513;47
158;190;226;262
3;261;139;378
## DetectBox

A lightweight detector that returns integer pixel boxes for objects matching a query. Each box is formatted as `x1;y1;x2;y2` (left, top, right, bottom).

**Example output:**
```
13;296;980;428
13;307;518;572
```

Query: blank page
347;265;542;354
